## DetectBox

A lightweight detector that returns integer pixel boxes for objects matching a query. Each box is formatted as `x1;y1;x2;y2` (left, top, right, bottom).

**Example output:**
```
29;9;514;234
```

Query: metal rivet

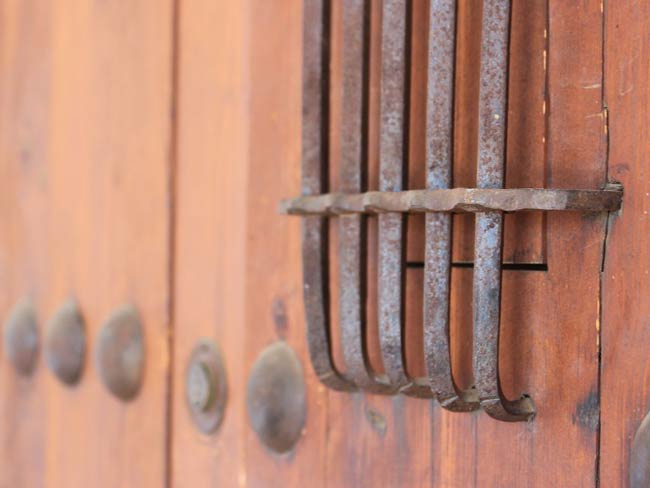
246;341;306;454
44;299;85;385
95;304;144;401
4;299;39;376
187;362;212;411
185;340;227;434
631;410;650;487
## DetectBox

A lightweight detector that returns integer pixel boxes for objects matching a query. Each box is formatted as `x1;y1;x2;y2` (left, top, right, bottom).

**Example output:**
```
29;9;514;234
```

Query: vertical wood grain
0;0;623;485
469;0;607;485
0;0;175;486
171;0;249;486
601;1;650;486
244;1;329;486
0;2;50;485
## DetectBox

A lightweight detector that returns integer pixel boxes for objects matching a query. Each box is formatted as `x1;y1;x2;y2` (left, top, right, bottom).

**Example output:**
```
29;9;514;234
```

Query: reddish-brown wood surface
240;1;332;485
601;1;650;486
0;0;643;486
328;0;606;485
171;0;249;486
0;0;174;486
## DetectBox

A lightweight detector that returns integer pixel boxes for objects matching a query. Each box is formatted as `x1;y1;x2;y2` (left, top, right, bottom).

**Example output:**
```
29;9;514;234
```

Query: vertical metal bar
302;0;356;391
472;0;534;420
424;0;479;411
377;0;431;397
338;0;394;393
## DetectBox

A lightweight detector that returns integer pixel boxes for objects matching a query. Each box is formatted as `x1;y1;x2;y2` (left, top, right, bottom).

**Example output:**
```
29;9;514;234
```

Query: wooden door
0;1;648;487
0;1;174;486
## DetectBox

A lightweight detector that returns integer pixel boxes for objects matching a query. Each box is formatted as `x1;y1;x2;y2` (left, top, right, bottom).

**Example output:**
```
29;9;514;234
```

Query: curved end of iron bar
438;387;481;413
481;394;536;422
424;214;481;411
305;317;358;393
307;346;357;392
473;212;535;421
314;371;357;392
433;383;481;412
377;212;435;400
399;377;436;398
302;218;357;393
338;215;399;396
356;373;402;396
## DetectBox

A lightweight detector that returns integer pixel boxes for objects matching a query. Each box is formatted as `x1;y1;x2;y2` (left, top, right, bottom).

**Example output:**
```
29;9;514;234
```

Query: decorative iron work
288;0;623;421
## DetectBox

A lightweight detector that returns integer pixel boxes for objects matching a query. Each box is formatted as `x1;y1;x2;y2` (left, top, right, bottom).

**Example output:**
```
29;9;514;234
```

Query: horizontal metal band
280;186;623;216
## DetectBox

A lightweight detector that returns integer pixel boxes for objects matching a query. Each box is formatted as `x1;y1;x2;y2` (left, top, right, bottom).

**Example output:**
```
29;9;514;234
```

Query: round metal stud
185;340;228;434
631;410;650;487
95;304;144;401
4;298;39;376
246;341;306;454
44;299;85;385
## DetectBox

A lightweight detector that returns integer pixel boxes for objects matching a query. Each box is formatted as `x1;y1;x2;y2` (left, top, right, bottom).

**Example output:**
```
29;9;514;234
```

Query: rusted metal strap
297;0;623;417
424;0;479;412
280;187;622;215
376;0;432;399
338;0;396;394
301;0;355;392
473;0;535;421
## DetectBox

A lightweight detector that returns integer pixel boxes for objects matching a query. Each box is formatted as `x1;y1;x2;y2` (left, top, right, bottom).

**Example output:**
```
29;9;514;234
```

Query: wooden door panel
171;0;248;486
601;1;650;486
225;0;606;486
0;1;174;486
173;0;609;486
329;0;603;486
244;1;330;485
0;0;640;486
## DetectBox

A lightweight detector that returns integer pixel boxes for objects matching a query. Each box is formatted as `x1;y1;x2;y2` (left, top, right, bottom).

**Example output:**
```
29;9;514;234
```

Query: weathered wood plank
243;1;329;486
171;0;249;486
601;1;650;485
0;0;174;486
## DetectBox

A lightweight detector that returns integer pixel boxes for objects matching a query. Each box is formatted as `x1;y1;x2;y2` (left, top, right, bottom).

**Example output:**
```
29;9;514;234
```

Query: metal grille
285;0;622;422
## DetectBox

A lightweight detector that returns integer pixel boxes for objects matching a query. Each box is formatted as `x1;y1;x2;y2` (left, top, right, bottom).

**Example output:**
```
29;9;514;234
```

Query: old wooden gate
0;1;647;487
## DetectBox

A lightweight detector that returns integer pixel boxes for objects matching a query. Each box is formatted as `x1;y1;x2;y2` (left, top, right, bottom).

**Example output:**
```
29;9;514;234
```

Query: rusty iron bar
338;0;396;394
280;187;623;216
424;0;479;411
297;0;623;408
473;0;535;421
302;0;356;392
376;0;432;398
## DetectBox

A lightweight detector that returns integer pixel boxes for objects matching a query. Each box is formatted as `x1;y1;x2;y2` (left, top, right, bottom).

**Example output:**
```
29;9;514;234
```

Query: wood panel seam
165;0;182;486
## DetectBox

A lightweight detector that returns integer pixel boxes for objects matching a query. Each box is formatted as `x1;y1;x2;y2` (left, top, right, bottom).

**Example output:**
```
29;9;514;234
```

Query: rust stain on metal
292;0;622;416
44;299;85;385
302;0;356;392
472;0;535;421
95;304;144;401
4;298;39;376
338;0;394;394
375;0;431;398
246;342;306;454
185;340;228;434
423;0;476;411
279;187;623;215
